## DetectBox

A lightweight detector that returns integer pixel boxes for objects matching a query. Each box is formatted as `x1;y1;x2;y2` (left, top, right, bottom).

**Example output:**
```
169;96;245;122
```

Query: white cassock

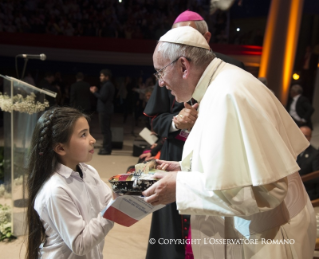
176;58;316;259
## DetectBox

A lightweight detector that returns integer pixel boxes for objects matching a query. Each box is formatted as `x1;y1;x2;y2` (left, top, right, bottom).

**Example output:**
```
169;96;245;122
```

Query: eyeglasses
153;57;180;81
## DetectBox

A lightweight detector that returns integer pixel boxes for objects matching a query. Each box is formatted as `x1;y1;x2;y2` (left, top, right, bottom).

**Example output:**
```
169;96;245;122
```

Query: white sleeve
88;165;113;206
46;187;114;256
176;171;288;217
170;119;179;132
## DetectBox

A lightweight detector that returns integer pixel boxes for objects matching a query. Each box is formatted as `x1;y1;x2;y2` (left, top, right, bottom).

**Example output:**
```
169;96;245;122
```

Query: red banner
0;32;262;56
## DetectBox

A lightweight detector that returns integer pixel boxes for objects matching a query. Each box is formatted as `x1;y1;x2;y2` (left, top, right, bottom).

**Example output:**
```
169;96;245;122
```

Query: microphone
18;53;47;61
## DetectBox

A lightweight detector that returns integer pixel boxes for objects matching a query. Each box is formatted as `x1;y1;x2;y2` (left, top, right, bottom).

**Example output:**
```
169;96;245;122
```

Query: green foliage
0;204;16;242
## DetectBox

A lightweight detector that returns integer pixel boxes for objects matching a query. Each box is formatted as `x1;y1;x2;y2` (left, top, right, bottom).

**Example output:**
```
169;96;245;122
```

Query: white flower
0;92;49;114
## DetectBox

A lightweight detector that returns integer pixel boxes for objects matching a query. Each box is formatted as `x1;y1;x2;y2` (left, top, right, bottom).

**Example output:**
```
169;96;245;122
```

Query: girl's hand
112;192;119;200
156;160;181;171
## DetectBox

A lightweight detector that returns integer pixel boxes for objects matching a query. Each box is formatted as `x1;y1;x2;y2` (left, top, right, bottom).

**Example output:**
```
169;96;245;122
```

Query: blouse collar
56;163;87;179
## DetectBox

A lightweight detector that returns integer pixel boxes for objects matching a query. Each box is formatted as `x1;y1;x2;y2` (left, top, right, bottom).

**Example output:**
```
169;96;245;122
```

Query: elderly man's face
153;44;192;102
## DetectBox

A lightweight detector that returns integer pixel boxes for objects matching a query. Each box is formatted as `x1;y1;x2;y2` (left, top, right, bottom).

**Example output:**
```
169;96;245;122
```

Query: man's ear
203;31;211;43
54;143;66;156
180;57;191;79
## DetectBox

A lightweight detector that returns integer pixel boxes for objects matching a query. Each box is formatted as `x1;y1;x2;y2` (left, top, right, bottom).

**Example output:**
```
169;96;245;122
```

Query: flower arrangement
0;204;15;241
0;93;49;114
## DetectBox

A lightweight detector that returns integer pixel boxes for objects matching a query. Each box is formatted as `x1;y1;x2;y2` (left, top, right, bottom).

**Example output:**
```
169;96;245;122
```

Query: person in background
299;46;318;102
38;72;58;107
116;77;128;118
23;71;36;86
138;142;163;161
297;126;319;200
90;69;115;155
286;84;314;130
53;71;66;105
70;72;92;114
123;76;133;124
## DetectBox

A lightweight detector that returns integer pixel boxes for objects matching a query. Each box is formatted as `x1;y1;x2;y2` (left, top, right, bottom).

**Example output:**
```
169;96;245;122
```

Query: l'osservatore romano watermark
149;238;295;245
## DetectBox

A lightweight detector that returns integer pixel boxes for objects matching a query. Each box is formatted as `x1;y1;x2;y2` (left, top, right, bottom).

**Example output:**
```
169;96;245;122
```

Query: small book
102;195;164;227
139;127;158;145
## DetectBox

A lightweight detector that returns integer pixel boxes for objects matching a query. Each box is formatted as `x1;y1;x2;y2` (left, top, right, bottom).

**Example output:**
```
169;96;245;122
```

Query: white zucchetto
159;26;210;50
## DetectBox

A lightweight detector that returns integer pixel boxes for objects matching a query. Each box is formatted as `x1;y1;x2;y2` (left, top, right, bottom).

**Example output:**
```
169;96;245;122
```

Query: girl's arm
46;187;114;256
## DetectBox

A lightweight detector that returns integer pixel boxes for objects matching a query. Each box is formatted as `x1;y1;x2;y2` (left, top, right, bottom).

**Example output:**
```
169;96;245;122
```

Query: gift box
108;160;160;195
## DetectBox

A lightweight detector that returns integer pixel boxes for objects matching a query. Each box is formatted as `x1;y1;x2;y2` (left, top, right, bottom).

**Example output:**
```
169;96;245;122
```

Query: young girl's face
60;117;96;170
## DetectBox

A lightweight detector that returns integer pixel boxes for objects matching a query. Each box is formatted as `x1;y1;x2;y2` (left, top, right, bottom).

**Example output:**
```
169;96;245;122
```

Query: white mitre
159;26;210;50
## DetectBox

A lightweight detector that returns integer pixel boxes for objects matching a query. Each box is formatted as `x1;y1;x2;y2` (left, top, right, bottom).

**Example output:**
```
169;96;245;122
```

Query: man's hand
90;86;98;93
173;102;199;131
150;143;158;149
139;152;154;161
156;160;181;171
142;171;177;205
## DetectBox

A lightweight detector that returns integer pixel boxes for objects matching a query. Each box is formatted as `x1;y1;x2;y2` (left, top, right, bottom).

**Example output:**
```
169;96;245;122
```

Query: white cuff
176;171;200;215
170;119;179;133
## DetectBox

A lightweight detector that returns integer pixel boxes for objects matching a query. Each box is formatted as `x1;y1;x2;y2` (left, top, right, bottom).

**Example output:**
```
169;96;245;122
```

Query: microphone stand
21;58;29;80
15;58;29;208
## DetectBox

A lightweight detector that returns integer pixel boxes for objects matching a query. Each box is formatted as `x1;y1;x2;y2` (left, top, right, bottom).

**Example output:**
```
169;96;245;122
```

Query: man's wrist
170;120;180;132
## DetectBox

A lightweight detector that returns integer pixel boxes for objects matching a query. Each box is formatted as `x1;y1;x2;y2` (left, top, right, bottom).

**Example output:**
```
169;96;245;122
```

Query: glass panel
0;75;55;236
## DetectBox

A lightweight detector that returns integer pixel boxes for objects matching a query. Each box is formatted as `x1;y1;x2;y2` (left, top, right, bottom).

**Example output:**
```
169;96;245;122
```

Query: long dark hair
26;107;88;259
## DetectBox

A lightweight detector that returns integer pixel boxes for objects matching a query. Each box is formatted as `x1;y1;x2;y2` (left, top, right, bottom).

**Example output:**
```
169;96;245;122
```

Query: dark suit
299;53;318;101
286;95;314;129
94;80;115;152
144;53;245;259
297;145;319;200
70;80;92;113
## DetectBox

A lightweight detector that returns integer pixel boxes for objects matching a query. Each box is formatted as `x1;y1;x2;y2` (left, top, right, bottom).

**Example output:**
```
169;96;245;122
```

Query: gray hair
291;84;303;94
194;20;209;35
172;20;209;35
157;42;215;68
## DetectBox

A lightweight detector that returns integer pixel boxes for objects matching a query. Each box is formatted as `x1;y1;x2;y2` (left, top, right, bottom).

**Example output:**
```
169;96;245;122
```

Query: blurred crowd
0;0;250;44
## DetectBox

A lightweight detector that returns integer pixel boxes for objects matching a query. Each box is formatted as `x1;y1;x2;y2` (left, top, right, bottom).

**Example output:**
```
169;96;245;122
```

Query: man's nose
158;79;165;87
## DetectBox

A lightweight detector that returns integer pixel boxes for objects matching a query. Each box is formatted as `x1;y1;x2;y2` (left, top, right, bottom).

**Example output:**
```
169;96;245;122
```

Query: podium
0;75;56;236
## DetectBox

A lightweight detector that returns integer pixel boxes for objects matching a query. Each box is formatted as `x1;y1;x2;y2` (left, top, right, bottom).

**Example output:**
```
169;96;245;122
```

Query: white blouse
34;163;114;259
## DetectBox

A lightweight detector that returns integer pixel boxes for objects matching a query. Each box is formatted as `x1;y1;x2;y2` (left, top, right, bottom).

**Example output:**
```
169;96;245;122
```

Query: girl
26;107;114;259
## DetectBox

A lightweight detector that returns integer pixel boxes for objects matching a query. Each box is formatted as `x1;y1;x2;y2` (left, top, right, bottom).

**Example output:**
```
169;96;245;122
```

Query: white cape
181;58;309;190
